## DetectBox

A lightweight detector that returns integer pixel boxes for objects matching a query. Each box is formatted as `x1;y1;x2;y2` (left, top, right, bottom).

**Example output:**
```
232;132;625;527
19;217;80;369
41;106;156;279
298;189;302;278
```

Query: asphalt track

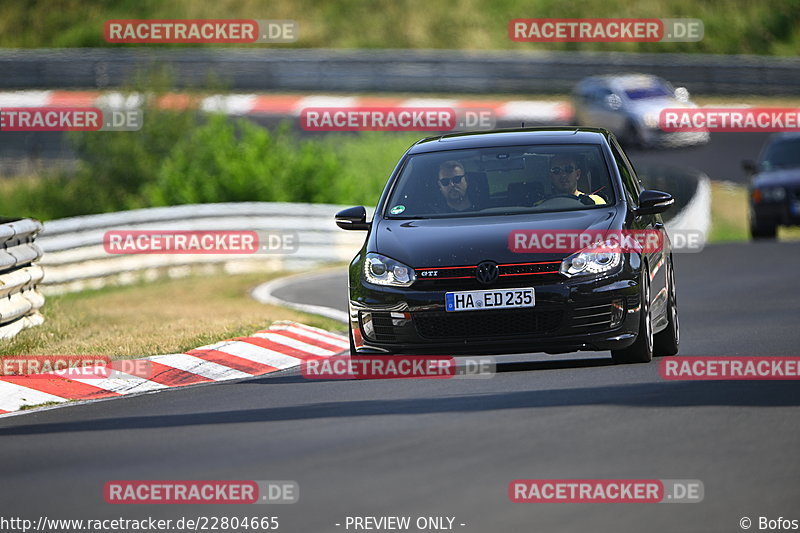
1;240;799;533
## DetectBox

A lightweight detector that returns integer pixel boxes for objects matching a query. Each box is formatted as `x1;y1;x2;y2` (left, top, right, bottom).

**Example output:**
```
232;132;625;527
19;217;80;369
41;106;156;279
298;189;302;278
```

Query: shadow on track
2;379;798;436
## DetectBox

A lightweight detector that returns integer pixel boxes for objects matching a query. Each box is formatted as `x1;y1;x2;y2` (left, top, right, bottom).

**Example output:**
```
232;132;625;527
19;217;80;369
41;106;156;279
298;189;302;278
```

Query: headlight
364;253;416;287
762;186;786;202
642;112;660;129
560;240;623;278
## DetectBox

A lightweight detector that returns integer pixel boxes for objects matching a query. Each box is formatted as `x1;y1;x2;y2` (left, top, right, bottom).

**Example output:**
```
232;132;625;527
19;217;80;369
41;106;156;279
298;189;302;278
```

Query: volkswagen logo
476;261;499;285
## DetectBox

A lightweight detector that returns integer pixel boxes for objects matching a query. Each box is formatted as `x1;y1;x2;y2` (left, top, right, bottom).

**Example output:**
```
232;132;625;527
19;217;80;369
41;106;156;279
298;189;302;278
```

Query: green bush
144;115;343;206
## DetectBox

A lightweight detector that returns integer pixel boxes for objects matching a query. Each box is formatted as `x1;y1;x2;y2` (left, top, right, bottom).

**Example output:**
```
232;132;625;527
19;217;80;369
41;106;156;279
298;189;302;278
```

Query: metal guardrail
37;202;367;295
1;48;799;95
0;218;45;340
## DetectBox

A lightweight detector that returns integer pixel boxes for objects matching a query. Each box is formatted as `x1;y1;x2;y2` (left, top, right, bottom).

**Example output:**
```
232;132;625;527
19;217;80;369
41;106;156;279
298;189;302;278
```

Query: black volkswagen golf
335;128;679;364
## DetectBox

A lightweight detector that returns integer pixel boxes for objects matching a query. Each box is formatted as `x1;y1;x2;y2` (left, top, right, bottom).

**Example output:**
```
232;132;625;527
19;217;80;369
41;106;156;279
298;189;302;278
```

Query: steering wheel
545;194;583;202
537;194;585;206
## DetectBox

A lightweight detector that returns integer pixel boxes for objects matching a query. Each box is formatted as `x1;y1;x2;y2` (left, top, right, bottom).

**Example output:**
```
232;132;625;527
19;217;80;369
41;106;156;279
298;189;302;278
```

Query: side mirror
742;160;757;175
634;190;674;216
674;87;690;103
335;206;370;231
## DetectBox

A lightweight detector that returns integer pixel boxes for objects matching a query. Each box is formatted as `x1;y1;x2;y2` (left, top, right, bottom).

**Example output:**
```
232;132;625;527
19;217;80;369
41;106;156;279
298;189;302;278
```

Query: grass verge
0;271;345;359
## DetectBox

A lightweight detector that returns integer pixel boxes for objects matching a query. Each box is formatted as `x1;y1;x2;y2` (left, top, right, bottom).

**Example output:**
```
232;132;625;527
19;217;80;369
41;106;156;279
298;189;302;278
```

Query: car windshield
761;138;800;170
623;83;673;100
384;144;616;219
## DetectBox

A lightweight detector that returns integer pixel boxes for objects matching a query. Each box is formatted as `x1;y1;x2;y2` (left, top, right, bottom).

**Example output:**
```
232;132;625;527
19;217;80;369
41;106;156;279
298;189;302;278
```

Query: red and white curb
0;90;573;124
0;321;348;416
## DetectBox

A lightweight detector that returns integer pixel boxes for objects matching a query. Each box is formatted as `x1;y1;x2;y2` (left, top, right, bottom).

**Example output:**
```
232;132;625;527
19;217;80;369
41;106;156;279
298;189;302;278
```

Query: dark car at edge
744;132;800;239
335;127;680;364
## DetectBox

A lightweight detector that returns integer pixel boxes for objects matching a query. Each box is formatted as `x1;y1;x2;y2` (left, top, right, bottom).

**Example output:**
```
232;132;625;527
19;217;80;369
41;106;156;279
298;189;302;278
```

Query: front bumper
751;194;800;227
349;266;642;355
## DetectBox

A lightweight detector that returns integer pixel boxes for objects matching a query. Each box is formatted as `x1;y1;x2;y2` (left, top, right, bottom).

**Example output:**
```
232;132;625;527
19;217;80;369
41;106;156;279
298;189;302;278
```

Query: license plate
445;288;535;312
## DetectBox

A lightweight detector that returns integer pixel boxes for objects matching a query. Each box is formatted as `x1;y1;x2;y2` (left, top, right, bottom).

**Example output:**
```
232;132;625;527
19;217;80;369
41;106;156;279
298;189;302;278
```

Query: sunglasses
438;174;465;187
550;165;577;175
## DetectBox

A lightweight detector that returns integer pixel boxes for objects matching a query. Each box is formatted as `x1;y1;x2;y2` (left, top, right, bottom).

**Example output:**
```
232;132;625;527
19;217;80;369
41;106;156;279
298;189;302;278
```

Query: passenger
547;155;605;205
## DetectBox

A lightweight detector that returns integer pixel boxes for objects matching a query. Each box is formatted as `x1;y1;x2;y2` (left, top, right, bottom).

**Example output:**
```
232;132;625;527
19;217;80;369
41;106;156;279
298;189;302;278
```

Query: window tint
384;144;615;219
610;138;640;205
761;138;800;170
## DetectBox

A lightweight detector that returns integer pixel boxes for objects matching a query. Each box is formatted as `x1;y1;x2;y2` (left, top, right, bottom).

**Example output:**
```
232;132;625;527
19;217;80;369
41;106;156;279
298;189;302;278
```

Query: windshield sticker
390;205;406;215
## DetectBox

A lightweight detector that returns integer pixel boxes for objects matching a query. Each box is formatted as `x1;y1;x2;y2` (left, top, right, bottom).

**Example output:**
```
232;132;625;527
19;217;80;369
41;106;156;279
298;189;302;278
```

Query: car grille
368;313;399;342
414;309;563;339
414;261;562;290
570;303;614;332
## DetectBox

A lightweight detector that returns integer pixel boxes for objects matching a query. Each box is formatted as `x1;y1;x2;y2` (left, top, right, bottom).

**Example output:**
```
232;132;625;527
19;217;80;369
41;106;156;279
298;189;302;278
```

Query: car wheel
611;266;653;364
750;215;777;239
653;257;679;356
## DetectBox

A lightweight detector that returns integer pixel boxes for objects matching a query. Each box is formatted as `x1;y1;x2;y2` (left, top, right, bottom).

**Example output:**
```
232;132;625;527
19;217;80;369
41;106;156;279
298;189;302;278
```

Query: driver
435;160;475;212
547;155;605;205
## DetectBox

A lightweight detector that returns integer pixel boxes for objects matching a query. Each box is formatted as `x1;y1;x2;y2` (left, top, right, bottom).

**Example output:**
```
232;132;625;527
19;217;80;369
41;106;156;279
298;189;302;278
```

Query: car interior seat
465;171;490;209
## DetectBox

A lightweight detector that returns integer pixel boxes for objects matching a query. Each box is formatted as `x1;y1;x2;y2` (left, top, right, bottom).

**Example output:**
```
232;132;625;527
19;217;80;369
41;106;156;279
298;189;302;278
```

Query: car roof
575;73;666;89
407;127;611;154
768;132;800;142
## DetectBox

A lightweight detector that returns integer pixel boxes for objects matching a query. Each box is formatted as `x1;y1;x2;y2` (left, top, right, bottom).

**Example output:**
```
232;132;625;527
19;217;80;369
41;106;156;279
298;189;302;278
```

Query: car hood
374;207;620;267
627;97;695;116
752;168;800;188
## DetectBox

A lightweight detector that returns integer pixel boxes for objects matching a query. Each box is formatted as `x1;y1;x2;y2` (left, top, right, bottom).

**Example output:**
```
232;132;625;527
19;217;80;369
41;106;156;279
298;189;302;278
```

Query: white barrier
37;203;368;295
0;218;45;339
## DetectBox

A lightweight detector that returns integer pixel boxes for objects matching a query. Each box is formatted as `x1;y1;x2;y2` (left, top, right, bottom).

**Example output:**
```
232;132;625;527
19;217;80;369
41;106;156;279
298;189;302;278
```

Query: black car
335;128;679;364
744;132;800;239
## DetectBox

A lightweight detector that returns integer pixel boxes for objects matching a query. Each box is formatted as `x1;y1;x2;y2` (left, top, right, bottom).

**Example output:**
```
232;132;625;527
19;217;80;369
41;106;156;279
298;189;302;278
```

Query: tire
654;257;679;357
612;266;653;364
750;216;777;239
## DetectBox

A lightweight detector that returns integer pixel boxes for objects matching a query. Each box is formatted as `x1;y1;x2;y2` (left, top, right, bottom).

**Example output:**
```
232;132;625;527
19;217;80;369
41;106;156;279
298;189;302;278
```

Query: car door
610;138;668;319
